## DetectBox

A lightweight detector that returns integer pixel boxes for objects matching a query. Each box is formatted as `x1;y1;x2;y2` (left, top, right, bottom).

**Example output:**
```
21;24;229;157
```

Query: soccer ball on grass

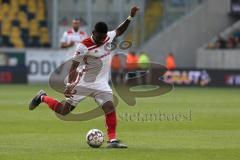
86;129;104;148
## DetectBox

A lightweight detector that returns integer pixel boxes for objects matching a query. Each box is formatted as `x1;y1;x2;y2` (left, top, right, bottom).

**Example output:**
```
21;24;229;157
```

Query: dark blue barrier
0;65;27;84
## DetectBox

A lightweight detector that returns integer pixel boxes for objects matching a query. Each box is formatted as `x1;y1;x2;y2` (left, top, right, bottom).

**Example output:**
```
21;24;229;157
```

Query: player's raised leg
29;90;47;110
29;90;75;115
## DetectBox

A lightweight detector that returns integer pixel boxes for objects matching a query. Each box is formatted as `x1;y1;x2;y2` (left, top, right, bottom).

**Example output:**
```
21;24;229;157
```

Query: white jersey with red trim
60;29;88;58
72;31;116;91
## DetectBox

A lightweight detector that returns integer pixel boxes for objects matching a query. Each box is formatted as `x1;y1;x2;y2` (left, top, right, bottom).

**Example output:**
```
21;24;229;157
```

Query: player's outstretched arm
64;60;80;97
68;60;79;83
115;6;139;37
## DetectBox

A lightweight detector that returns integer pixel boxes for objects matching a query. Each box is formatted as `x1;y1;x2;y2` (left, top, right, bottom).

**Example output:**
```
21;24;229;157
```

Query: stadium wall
140;0;232;67
196;49;240;69
196;20;240;69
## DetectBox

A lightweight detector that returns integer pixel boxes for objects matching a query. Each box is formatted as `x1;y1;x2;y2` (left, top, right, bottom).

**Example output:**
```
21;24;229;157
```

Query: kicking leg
42;96;75;115
29;90;75;115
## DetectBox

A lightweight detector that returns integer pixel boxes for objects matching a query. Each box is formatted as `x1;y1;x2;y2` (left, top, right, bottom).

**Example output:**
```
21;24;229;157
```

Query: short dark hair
94;22;108;33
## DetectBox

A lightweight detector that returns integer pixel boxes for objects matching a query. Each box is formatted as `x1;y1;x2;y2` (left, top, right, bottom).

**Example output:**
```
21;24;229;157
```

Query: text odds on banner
0;51;27;84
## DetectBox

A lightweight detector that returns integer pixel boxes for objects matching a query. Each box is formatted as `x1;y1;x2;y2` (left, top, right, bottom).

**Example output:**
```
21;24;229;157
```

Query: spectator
111;54;123;83
60;18;88;58
227;35;236;49
137;52;150;84
138;52;150;69
233;30;240;39
165;53;176;70
216;35;227;49
208;30;240;49
207;43;216;49
125;51;139;71
125;52;139;80
235;36;240;48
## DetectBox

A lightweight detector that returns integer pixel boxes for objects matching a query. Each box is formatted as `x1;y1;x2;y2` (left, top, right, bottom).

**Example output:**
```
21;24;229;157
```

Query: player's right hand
68;41;75;47
64;83;75;98
130;6;139;17
64;89;72;98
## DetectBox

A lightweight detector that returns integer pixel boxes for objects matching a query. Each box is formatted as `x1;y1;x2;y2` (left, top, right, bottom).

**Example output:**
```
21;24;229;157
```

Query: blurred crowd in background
207;30;240;49
111;51;176;83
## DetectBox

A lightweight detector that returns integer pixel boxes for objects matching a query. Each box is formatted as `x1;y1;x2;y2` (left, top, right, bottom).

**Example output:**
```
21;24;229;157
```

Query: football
86;129;104;148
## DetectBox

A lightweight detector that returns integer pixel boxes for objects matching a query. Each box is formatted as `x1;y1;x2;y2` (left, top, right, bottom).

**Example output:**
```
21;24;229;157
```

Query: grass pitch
0;85;240;160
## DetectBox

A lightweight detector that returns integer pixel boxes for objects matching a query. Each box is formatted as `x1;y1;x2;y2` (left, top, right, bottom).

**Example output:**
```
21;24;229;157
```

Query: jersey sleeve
107;30;117;42
60;32;68;43
73;43;88;62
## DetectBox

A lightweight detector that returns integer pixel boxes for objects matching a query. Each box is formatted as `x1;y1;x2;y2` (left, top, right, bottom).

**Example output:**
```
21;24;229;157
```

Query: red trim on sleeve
82;37;96;48
67;29;73;34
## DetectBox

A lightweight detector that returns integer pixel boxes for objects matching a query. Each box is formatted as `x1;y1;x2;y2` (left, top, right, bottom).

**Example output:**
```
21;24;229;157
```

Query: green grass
0;85;240;160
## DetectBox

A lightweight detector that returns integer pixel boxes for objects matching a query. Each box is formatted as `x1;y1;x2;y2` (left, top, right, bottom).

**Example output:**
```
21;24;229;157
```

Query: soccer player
29;6;139;148
60;19;88;58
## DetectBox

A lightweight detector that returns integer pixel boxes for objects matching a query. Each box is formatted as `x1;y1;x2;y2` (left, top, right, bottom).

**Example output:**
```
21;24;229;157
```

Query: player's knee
60;104;75;116
60;110;70;116
102;101;115;114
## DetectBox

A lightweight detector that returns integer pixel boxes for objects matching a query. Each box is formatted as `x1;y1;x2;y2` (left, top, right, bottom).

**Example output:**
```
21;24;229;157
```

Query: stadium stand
141;0;230;67
208;30;240;49
124;0;163;45
205;20;240;49
0;0;50;48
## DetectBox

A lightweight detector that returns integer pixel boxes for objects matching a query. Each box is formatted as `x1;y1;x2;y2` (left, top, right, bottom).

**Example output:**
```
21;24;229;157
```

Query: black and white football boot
29;90;47;110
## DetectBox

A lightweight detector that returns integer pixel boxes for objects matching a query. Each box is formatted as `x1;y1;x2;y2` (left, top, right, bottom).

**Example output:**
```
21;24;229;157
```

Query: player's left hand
130;6;139;17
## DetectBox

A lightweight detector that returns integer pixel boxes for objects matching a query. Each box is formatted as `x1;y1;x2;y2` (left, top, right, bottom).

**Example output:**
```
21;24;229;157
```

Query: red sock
42;96;63;112
105;111;117;141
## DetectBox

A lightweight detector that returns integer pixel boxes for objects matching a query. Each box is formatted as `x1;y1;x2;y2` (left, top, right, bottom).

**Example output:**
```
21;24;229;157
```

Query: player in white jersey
69;30;116;91
60;19;88;58
29;6;139;148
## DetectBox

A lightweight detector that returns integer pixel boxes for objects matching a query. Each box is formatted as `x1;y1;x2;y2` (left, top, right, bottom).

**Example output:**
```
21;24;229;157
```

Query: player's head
72;19;80;32
92;22;108;45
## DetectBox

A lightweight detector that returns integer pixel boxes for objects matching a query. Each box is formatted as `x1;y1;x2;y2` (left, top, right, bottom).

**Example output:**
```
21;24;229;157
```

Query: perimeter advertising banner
25;50;240;87
0;51;27;84
26;50;68;83
161;69;240;87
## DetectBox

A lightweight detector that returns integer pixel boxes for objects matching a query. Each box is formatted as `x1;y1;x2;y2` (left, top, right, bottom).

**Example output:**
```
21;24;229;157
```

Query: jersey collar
90;35;109;45
72;28;80;34
90;35;95;44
